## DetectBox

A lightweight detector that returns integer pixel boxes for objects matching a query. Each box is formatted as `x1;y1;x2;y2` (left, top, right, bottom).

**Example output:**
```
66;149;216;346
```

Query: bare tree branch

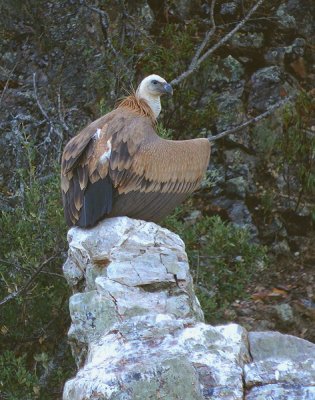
171;0;265;86
84;0;130;74
57;87;69;132
208;95;295;142
33;72;52;124
84;3;110;26
189;0;217;70
83;2;119;56
33;72;70;162
0;256;57;307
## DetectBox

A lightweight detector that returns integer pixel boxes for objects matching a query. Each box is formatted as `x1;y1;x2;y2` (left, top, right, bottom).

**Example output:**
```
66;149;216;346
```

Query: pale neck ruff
146;96;161;118
136;88;161;118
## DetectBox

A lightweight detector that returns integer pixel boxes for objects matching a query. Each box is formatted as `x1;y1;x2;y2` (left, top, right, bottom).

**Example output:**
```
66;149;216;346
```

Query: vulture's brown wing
61;109;158;227
61;112;118;227
109;135;211;222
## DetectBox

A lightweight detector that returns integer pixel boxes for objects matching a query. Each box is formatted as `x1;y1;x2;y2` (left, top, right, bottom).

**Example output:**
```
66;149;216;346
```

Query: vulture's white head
136;74;173;118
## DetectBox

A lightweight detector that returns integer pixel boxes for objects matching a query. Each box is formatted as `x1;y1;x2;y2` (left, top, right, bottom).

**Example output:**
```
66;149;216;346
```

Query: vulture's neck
136;87;161;119
141;95;161;118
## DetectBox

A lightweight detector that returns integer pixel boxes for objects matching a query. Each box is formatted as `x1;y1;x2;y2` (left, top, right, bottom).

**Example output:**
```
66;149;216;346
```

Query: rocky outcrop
62;218;315;399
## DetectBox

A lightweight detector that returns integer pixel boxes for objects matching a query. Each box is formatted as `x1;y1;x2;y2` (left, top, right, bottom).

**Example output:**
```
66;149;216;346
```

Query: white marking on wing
93;128;101;140
99;140;112;164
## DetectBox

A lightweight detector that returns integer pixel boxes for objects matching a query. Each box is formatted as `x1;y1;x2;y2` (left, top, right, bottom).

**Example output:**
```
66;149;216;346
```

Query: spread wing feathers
61;106;211;227
110;191;191;222
111;138;211;195
108;135;210;222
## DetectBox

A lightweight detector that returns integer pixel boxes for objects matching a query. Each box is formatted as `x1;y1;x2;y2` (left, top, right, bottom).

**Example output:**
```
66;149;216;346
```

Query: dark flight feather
77;176;113;228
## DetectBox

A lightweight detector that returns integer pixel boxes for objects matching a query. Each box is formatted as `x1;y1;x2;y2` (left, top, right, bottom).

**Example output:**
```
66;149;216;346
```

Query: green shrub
0;164;74;397
254;93;315;213
157;123;174;139
279;93;315;208
163;211;268;321
0;351;40;400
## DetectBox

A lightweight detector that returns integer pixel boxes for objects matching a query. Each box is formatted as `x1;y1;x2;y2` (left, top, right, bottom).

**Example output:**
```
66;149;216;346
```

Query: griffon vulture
61;74;211;228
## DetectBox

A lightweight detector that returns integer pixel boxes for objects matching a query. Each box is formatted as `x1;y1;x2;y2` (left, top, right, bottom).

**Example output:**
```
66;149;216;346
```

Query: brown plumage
61;75;211;228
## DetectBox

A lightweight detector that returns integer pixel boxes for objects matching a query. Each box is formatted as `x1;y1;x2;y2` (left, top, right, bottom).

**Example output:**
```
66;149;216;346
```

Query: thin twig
198;0;265;64
208;95;295;142
189;0;217;70
84;3;110;26
57;87;69;132
171;0;265;86
83;2;118;56
0;256;56;307
33;72;51;124
39;270;65;278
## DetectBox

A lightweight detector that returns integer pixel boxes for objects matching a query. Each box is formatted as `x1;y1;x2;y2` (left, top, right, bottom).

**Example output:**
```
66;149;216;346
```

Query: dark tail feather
77;176;113;228
62;192;74;227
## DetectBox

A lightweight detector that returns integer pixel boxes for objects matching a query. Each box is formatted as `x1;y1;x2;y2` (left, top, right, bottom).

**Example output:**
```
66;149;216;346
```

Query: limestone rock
264;38;306;66
62;217;315;400
63;217;204;365
211;56;245;84
274;303;294;324
247;385;315;400
64;316;249;400
212;197;258;238
276;3;297;29
220;2;239;16
245;331;315;399
248;331;315;361
275;0;314;39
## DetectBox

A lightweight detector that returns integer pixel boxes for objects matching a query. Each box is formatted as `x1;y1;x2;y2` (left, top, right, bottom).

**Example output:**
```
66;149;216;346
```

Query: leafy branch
0;256;57;307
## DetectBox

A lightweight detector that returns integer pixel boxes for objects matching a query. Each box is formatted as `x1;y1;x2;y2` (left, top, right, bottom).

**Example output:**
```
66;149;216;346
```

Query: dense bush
0;351;40;400
164;208;268;321
0;165;75;398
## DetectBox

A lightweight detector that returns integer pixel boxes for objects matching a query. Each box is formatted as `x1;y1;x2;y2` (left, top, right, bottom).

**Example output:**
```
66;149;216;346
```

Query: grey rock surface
248;331;315;362
245;331;315;399
63;217;315;399
64;316;249;400
220;2;239;16
230;32;264;50
62;217;204;365
225;176;248;199
212;197;258;238
249;66;287;111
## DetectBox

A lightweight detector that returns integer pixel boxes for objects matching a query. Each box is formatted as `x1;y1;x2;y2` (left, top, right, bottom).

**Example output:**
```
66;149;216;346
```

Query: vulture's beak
163;83;173;96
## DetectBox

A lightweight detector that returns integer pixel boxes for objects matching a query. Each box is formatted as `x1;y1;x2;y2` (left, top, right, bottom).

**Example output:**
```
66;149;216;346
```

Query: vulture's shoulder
61;107;156;175
61;110;115;174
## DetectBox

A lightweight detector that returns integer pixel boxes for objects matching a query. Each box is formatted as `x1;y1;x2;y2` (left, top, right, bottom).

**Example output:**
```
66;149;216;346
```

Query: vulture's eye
152;80;158;85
